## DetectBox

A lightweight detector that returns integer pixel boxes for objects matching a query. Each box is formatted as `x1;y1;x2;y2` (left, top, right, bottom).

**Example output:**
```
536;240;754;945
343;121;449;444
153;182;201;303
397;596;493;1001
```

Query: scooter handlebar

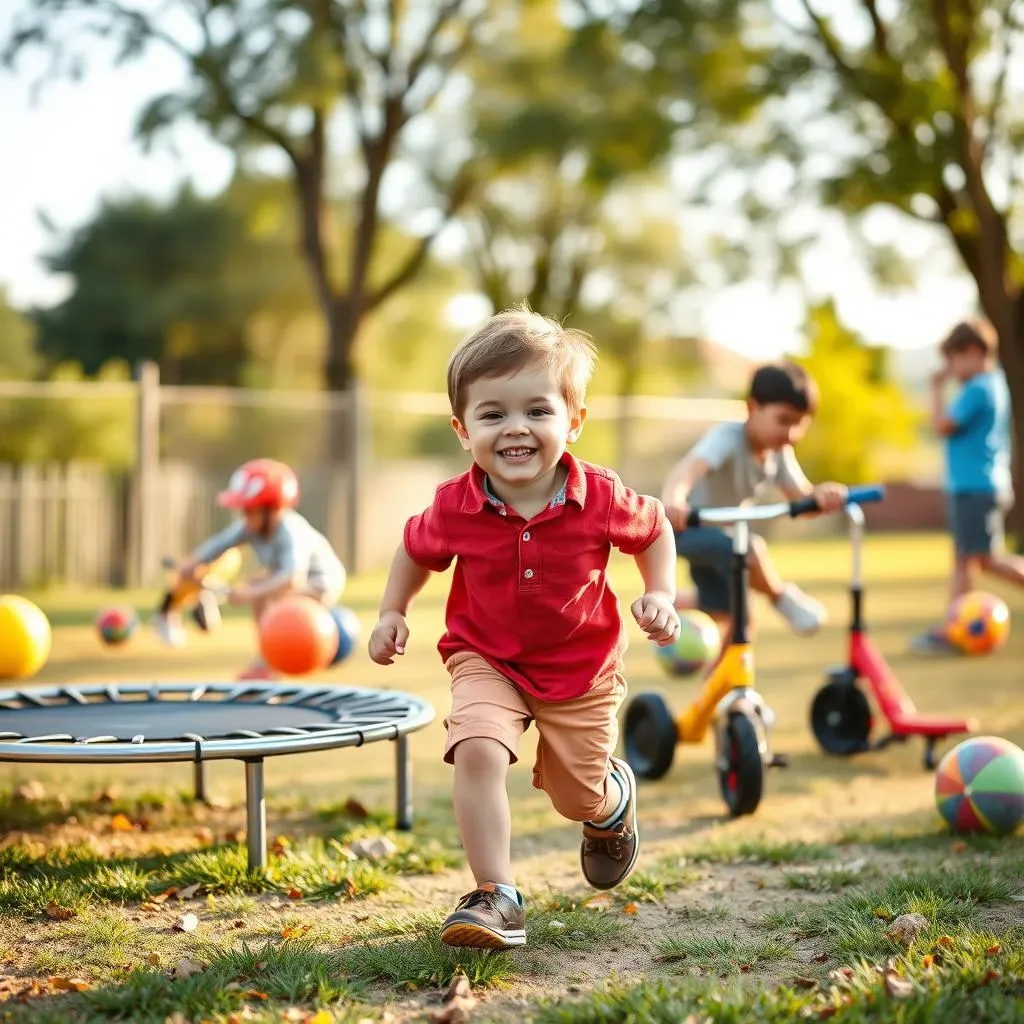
788;484;885;519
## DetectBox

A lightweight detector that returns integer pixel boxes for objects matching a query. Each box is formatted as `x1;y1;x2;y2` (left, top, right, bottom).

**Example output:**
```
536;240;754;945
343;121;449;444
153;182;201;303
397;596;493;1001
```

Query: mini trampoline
0;682;435;869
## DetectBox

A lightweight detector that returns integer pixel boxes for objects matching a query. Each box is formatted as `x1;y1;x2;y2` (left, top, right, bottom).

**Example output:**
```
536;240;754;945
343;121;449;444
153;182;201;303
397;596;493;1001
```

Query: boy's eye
480;411;502;421
529;408;552;417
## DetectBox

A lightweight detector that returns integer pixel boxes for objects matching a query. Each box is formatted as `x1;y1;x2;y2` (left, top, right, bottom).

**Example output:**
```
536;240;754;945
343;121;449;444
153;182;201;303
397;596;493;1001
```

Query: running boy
911;320;1022;654
154;458;347;679
368;308;680;950
662;362;847;638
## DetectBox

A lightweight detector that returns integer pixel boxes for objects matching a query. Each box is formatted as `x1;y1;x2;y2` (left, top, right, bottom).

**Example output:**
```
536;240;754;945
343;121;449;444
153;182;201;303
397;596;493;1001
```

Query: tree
0;289;39;379
629;1;1024;498
4;0;487;401
795;302;918;484
35;181;310;384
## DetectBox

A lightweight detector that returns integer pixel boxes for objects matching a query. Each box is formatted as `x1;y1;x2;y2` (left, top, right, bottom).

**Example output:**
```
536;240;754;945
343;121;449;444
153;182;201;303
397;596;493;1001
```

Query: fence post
130;361;161;588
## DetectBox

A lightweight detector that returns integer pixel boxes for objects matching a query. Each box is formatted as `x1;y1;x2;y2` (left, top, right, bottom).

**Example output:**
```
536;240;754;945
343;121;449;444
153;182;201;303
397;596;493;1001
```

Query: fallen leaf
225;829;245;843
583;894;612;910
952;841;968;853
344;797;370;819
812;953;830;963
827;967;855;984
287;887;304;901
921;954;935;968
271;835;291;856
176;883;202;901
432;972;476;1024
13;781;46;803
194;826;214;844
818;1008;838;1020
48;977;91;991
982;969;999;985
739;964;751;974
170;957;204;980
936;935;956;948
884;972;914;999
622;902;638;915
140;901;162;913
45;901;76;921
174;913;199;933
986;942;1001;956
886;913;928;945
232;919;247;929
242;990;268;1000
281;924;313;940
793;976;817;989
151;888;177;905
110;813;136;832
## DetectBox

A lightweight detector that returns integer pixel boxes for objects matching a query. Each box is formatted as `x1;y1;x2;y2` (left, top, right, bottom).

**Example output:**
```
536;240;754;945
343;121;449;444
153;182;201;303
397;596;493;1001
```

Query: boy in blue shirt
912;319;1022;654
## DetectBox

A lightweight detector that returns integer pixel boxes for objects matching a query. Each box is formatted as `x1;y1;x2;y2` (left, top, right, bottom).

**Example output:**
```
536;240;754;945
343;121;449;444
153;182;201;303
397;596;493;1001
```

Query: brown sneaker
581;755;639;890
440;883;526;949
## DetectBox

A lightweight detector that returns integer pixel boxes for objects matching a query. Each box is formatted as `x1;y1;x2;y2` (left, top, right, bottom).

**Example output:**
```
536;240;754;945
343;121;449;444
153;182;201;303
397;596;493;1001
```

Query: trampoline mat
0;700;351;742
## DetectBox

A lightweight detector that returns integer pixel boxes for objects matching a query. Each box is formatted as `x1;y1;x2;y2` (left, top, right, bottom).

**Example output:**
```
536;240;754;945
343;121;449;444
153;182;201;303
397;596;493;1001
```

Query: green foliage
0;287;39;379
795;302;919;484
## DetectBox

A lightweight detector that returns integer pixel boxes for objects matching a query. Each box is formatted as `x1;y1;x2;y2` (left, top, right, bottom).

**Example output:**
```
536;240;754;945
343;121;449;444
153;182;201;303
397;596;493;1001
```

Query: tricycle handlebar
685;484;885;529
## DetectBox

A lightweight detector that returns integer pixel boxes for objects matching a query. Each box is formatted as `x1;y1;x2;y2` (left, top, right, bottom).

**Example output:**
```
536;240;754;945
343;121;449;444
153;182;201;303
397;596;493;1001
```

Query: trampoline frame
0;681;435;869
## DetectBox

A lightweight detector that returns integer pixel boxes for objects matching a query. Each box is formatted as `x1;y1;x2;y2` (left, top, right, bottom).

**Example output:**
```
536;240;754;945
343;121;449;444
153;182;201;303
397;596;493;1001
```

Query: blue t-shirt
945;370;1012;495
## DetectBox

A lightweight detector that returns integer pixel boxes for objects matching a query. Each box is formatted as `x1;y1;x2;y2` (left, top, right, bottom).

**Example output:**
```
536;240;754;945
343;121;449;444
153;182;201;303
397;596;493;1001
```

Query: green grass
4;532;1024;1021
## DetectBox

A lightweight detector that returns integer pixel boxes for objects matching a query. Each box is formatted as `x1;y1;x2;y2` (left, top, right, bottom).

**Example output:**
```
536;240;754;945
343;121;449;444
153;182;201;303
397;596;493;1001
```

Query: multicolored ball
654;609;722;678
95;606;140;646
945;591;1010;655
935;735;1024;836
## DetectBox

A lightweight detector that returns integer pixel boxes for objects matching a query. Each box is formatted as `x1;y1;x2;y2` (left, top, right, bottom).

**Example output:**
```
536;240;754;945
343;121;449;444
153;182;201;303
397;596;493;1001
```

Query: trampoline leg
395;734;412;831
192;761;208;805
244;759;267;871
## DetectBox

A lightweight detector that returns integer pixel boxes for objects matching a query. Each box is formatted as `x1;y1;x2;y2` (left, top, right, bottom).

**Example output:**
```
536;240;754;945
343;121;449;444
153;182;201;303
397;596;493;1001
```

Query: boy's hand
227;584;253;606
931;366;950;386
812;482;848;513
369;611;409;665
664;502;691;532
631;592;681;646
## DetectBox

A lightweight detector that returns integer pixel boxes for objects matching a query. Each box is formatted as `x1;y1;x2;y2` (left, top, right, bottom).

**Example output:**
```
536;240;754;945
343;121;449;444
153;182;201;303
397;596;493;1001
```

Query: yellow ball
0;595;52;680
945;591;1010;656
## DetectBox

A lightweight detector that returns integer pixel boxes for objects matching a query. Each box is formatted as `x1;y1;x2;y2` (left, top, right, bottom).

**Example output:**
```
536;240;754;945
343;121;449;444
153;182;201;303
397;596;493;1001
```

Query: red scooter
810;502;977;770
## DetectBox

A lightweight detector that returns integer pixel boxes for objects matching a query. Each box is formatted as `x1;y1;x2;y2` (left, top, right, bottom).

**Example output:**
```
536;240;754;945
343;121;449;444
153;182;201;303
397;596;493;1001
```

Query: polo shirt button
522;531;531;541
524;568;534;579
499;508;506;516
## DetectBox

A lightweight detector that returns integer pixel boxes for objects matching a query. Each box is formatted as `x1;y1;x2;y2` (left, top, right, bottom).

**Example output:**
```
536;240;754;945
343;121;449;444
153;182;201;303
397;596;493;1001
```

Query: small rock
349;836;398;860
886;913;928;945
13;781;46;803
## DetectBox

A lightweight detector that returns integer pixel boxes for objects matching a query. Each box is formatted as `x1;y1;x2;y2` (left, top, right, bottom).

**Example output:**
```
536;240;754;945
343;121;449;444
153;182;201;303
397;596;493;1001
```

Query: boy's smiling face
451;361;586;497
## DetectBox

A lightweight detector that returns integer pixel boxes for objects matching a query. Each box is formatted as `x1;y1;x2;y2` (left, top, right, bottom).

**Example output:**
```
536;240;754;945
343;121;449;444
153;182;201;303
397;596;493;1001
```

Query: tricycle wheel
623;693;676;780
717;711;764;816
811;679;871;755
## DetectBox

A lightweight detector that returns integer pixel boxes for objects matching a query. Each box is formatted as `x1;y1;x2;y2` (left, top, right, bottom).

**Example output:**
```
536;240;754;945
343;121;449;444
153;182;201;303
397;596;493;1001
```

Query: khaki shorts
442;651;627;823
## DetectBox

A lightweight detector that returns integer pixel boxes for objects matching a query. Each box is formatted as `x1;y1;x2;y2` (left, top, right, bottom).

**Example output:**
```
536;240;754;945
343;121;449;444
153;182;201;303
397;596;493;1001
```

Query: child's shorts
948;491;1007;557
675;526;733;614
442;651;626;823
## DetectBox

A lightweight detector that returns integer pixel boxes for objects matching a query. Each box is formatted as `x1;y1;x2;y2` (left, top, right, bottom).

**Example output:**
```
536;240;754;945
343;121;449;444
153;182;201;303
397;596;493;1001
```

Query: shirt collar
463;451;586;513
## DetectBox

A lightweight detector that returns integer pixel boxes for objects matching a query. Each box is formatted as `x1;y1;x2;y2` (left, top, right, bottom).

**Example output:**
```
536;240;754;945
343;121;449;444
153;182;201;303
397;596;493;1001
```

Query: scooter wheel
718;711;764;816
623;693;676;780
810;679;871;755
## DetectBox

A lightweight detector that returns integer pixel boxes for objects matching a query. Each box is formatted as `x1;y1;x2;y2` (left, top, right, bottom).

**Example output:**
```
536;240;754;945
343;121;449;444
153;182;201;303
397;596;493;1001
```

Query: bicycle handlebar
685;484;885;528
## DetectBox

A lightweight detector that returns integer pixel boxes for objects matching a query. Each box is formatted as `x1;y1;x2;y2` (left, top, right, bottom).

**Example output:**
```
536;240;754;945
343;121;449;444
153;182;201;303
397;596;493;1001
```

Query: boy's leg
748;535;827;635
439;652;529;949
528;673;637;891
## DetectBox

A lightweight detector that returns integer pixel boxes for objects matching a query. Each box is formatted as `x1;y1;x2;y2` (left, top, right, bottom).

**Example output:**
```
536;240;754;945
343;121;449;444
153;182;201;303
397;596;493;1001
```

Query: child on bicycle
368;307;680;950
662;362;847;639
911;319;1022;654
153;458;347;679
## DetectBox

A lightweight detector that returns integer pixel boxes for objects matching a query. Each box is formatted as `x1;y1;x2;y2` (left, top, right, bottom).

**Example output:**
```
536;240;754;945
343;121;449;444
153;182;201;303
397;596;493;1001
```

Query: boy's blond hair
940;319;998;358
447;306;597;419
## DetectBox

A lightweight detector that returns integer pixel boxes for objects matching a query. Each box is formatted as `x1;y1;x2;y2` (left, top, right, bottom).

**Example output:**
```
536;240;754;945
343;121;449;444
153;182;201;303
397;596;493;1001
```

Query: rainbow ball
945;591;1010;655
654;609;721;678
935;735;1024;836
95;606;140;646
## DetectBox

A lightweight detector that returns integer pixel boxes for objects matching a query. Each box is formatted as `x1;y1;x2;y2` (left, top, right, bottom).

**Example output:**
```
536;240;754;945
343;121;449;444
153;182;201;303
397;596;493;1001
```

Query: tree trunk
998;313;1024;548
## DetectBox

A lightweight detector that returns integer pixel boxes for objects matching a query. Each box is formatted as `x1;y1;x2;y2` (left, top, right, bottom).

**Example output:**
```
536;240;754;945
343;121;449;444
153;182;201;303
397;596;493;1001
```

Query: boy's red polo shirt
404;453;664;702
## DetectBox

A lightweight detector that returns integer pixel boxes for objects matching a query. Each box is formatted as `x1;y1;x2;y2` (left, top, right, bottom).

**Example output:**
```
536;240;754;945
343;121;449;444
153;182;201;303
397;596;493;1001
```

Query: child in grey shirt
662;363;846;638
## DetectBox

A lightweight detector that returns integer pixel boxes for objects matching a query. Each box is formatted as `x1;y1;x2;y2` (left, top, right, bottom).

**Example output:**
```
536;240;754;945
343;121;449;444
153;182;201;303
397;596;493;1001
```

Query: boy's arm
182;520;246;575
631;519;681;646
934;373;983;437
661;455;711;529
369;543;433;664
930;369;958;436
777;448;846;512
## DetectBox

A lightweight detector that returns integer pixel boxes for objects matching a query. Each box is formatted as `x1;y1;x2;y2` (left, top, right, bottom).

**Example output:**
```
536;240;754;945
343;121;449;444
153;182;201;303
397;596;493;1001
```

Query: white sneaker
152;612;186;648
773;584;828;636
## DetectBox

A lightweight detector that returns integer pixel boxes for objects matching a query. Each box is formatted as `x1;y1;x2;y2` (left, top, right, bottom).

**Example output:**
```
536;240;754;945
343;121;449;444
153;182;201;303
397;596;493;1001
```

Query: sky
0;3;980;367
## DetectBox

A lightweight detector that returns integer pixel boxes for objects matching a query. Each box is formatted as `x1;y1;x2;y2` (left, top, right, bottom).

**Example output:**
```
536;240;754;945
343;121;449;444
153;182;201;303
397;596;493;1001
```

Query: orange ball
258;595;339;676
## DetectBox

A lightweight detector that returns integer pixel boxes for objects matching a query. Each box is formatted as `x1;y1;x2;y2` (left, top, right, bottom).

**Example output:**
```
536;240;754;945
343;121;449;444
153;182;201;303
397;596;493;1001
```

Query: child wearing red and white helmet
153;459;347;679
